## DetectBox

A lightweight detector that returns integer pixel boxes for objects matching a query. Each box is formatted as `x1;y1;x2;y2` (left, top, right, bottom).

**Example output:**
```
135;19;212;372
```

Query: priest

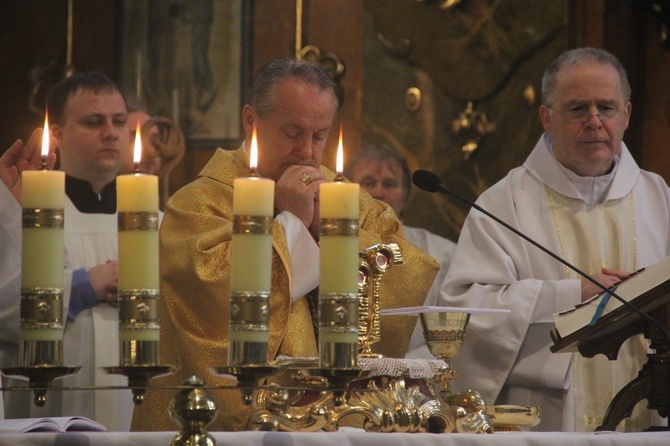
132;57;438;431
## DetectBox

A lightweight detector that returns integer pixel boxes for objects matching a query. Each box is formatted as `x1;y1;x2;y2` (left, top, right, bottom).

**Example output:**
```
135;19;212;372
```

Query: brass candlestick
117;210;161;366
9;205;81;406
19;286;64;367
228;290;271;366
228;214;273;366
106;210;174;405
319;217;360;369
119;288;160;366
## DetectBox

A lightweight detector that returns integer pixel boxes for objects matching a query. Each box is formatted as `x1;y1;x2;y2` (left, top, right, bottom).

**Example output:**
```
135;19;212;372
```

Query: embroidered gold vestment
131;148;438;431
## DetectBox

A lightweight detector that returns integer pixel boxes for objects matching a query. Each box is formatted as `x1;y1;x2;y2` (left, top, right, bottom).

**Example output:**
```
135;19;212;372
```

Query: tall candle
117;123;159;291
21;115;65;356
228;128;274;365
318;130;360;367
117;123;160;363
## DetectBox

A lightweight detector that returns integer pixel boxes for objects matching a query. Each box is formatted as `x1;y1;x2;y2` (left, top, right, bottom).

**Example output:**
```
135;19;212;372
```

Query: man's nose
368;184;385;200
102;120;119;139
583;105;603;129
294;137;313;160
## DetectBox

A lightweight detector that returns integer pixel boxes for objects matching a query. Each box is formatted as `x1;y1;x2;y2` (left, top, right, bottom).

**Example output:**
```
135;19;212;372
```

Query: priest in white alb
442;48;670;432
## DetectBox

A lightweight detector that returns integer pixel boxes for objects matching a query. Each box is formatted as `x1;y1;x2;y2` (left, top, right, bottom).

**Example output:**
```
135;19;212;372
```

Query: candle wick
133;162;140;174
334;173;344;182
40;155;47;171
250;167;258;177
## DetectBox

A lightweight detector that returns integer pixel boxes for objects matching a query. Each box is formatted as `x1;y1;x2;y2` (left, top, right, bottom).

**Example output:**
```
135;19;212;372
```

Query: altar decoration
229;127;274;366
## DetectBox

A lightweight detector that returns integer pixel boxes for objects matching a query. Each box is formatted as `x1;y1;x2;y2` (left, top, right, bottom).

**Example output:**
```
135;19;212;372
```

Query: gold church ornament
358;243;403;357
451;102;496;160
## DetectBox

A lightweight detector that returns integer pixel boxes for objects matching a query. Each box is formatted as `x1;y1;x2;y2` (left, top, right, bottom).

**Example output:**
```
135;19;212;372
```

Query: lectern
550;280;670;431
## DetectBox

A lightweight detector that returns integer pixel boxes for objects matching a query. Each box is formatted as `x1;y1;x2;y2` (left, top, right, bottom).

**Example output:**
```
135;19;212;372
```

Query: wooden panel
569;0;605;48
251;0;296;74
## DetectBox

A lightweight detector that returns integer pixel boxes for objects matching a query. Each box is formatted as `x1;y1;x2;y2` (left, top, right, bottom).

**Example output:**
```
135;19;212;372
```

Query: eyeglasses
550;105;626;123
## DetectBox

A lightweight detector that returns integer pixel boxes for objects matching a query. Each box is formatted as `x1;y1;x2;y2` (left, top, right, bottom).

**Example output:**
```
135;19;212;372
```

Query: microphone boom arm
412;169;670;345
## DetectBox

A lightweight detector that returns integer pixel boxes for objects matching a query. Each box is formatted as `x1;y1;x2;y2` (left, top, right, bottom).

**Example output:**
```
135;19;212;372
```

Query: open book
552;255;670;338
0;416;106;433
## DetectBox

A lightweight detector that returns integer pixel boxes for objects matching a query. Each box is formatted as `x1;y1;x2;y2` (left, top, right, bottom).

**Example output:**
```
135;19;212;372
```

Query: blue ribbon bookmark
589;285;619;326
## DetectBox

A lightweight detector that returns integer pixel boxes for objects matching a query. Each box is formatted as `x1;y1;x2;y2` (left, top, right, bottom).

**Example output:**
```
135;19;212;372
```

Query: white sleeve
275;211;320;302
0;184;21;344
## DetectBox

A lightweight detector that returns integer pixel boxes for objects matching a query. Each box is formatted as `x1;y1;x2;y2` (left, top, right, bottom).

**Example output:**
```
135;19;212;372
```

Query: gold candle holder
20;207;65;367
118;289;160;366
20;287;63;366
228;290;270;366
318;292;359;368
118;211;160;366
319;217;360;369
228;215;273;366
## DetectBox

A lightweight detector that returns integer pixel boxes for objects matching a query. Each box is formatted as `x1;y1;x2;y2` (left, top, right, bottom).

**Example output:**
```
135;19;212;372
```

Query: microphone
412;169;670;345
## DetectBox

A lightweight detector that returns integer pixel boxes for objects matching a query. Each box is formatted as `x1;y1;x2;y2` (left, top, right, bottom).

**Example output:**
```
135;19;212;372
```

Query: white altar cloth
0;430;669;446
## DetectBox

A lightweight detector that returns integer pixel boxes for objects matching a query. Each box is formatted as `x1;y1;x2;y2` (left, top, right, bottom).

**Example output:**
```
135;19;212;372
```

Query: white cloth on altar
442;133;670;431
403;225;456;359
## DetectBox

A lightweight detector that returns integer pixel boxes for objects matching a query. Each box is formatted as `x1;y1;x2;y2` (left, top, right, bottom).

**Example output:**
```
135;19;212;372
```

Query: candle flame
336;126;344;176
133;120;142;169
250;126;258;174
41;112;50;160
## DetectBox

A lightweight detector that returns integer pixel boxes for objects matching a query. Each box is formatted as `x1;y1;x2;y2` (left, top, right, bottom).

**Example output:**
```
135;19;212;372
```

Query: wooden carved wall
362;0;568;242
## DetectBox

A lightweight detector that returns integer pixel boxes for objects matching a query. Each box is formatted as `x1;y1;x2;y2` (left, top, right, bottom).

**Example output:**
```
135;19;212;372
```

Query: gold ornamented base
1;365;80;406
249;374;454;433
103;365;174;405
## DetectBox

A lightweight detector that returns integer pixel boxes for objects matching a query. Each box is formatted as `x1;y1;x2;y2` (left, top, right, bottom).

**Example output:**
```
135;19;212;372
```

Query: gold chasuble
131;148;438;431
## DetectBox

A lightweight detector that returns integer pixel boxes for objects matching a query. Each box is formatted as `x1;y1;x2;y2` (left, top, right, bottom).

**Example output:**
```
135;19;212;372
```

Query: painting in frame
118;0;251;150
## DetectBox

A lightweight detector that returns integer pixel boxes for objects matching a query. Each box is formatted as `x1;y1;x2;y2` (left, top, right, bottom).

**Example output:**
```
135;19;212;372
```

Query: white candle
117;123;159;291
319;132;359;295
229;129;275;363
230;130;274;292
21;115;65;343
117;123;160;349
319;131;360;351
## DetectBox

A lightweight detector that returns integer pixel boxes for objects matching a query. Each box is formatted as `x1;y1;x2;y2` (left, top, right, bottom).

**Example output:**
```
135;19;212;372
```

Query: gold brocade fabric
131;148;438;431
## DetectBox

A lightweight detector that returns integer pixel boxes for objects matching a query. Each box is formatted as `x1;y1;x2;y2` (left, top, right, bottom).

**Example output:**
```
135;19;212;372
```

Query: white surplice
443;133;670;431
403;225;456;359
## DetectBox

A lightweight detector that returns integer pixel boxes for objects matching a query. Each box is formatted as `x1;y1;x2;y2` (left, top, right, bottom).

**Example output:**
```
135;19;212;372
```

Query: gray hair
246;57;339;118
541;47;631;106
344;144;411;202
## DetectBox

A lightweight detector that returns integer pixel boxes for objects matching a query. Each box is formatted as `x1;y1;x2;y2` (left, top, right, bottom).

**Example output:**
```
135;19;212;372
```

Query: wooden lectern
550;280;670;431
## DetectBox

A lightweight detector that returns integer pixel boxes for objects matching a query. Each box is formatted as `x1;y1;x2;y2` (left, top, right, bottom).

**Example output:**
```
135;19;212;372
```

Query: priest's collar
547;138;620;205
65;175;117;214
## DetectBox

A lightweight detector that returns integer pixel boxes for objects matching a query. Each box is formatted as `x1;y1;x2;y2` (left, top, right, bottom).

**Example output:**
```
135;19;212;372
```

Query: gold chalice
420;311;496;433
420;312;470;364
419;311;470;397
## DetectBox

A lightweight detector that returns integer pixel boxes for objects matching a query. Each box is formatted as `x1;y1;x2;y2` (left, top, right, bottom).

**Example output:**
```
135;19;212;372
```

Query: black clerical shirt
65;175;117;214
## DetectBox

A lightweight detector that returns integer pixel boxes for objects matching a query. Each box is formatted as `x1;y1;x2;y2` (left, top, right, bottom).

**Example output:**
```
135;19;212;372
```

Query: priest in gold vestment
132;58;438;431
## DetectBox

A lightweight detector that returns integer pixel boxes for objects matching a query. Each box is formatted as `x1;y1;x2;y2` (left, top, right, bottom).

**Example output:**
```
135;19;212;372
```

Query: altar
1;430;670;446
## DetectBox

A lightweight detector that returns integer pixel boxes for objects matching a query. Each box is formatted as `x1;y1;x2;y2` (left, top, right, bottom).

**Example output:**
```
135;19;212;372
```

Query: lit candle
20;113;65;363
318;128;360;368
228;127;275;365
116;122;160;365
